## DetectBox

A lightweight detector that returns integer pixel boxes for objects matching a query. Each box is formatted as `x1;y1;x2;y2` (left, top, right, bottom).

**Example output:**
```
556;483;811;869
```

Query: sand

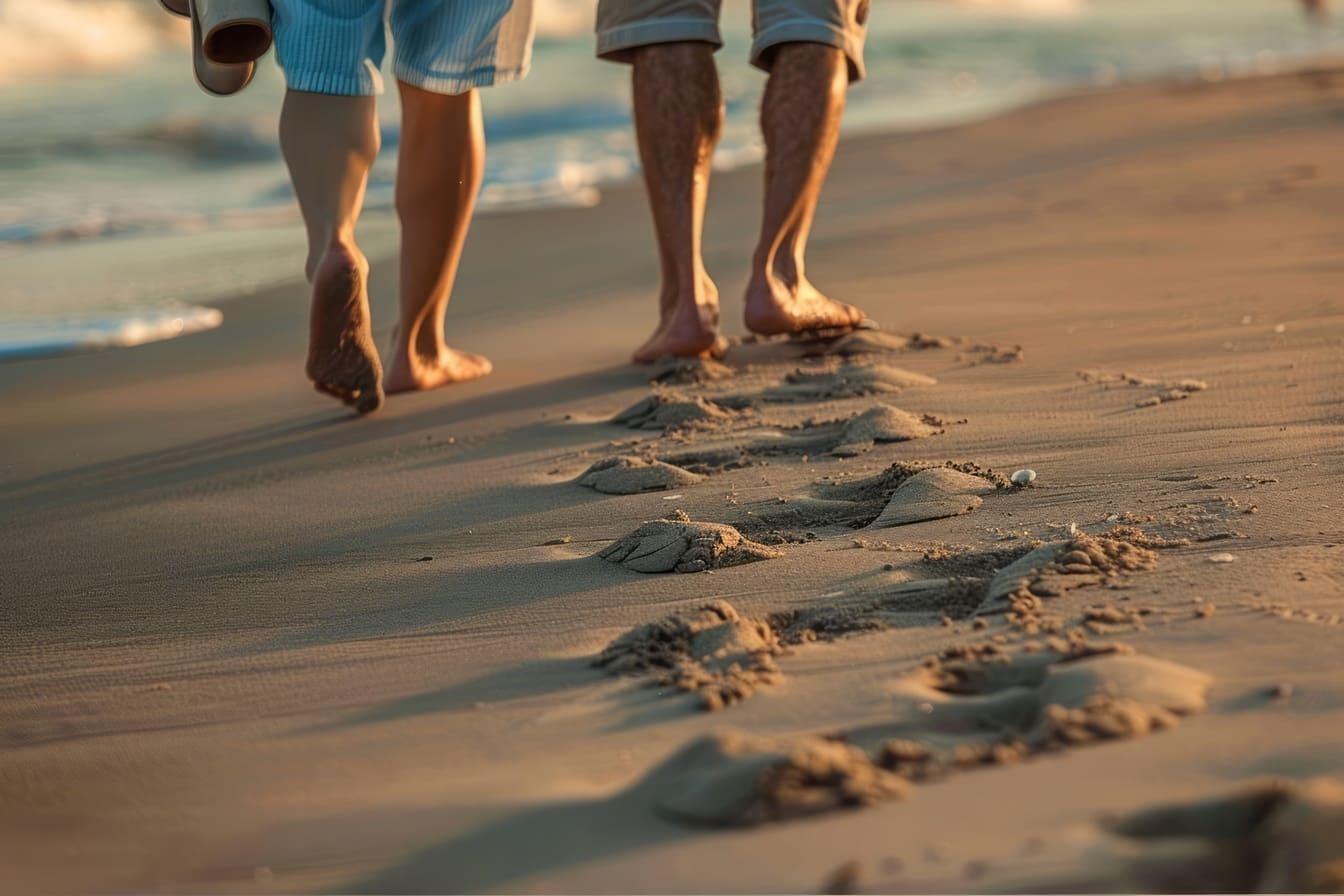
3;67;1344;894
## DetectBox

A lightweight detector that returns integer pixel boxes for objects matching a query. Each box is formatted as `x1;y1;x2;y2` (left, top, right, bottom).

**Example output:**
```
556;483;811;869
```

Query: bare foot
306;245;384;415
385;344;493;394
743;275;866;337
633;299;723;363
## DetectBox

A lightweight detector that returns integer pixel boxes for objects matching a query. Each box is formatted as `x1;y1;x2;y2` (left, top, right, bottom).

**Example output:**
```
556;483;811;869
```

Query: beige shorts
596;0;869;81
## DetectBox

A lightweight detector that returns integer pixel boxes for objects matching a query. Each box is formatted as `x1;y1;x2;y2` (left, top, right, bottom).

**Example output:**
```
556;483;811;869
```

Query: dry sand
2;68;1344;894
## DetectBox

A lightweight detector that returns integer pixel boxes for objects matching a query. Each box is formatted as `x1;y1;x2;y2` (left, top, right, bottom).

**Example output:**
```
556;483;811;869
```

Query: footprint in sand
869;467;1000;527
758;361;937;404
646;356;734;386
596;529;1166;720
594;601;784;711
595;532;1164;711
790;329;1022;367
1007;777;1344;893
832;531;1161;637
1078;370;1208;409
593;596;919;712
796;329;955;358
576;456;704;495
611;393;732;431
974;533;1158;621
827;405;947;457
653;405;947;475
598;510;782;574
737;462;1007;534
631;646;1210;827
594;593;948;713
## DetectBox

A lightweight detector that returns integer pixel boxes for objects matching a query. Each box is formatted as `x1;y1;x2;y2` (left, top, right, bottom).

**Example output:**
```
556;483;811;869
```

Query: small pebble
1194;603;1216;618
1208;553;1236;563
1011;469;1037;486
414;556;433;562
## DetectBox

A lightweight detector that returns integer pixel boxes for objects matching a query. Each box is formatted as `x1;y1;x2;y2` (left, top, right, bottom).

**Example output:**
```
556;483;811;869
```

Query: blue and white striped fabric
271;0;535;96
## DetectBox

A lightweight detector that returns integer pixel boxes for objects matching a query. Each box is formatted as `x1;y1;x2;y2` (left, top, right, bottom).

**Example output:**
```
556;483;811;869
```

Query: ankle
311;239;365;279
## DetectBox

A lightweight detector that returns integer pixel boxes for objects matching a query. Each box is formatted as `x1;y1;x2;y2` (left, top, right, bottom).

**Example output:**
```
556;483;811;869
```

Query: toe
314;381;353;402
353;371;384;414
354;388;383;414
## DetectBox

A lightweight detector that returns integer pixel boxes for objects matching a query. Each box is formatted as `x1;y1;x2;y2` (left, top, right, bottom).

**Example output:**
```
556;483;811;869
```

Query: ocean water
1;0;1339;359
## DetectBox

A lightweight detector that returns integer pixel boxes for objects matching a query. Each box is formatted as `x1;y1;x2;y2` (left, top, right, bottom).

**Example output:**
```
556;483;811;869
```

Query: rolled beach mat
197;0;273;65
190;0;254;96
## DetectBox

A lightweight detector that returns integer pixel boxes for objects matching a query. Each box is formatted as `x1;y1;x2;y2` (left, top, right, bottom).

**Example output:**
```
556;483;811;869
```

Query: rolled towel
197;0;273;65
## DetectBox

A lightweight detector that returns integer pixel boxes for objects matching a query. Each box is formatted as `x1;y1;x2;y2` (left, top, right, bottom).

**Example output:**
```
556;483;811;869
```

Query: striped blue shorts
271;0;535;96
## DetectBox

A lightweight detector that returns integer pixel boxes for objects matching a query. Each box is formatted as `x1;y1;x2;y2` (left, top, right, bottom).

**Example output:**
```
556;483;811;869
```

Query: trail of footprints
555;332;1220;830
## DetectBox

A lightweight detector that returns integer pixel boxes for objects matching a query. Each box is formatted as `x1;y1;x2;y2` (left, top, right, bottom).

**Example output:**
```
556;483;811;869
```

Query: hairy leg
385;82;493;393
629;41;725;362
280;89;384;414
744;43;866;336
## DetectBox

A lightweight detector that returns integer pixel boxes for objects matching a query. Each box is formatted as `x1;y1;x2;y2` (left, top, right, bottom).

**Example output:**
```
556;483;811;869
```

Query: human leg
280;89;385;413
743;0;869;335
628;41;726;361
272;0;388;412
384;82;492;392
597;0;727;361
381;0;536;390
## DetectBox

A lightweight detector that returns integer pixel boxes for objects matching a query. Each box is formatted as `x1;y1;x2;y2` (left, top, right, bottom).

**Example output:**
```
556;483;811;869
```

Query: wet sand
2;68;1343;893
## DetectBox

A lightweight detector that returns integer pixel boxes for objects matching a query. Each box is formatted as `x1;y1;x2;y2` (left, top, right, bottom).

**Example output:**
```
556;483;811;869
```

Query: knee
768;42;847;91
633;42;724;133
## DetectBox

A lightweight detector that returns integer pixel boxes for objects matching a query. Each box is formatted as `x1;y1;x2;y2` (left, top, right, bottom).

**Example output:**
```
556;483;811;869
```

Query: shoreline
4;54;1344;362
3;64;1343;894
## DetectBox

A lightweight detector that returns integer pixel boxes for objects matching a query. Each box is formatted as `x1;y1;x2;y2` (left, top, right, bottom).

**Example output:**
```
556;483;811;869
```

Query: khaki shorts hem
596;18;723;64
750;19;865;81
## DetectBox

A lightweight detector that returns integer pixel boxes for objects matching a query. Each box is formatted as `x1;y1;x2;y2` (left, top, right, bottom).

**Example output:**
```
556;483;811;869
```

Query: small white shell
1011;469;1037;486
1208;553;1236;563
